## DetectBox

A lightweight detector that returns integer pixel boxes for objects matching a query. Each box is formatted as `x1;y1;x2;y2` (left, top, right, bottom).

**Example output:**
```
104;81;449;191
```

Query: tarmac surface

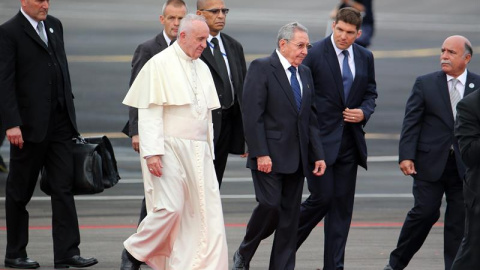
0;0;480;269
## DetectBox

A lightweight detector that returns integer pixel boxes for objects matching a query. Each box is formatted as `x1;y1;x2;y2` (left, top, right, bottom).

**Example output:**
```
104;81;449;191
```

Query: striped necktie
37;21;48;46
449;78;461;119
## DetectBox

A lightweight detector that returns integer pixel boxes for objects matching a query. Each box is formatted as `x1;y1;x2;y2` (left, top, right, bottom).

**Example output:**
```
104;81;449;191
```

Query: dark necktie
169;39;176;46
342;50;353;101
211;37;233;108
288;66;302;111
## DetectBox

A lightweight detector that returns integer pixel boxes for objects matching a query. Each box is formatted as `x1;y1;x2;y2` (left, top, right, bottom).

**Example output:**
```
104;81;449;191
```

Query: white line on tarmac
0;193;413;201
113;155;399;163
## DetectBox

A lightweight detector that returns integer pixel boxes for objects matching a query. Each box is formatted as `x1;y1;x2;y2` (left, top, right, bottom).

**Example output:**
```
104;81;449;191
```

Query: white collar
208;33;222;44
20;7;41;31
275;49;296;72
330;34;353;58
163;30;173;46
446;69;468;85
173;41;193;61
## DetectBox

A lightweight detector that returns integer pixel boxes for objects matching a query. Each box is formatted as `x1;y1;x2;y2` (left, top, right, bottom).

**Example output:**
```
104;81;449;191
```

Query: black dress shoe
54;255;98;268
120;249;141;270
232;250;249;270
383;264;394;270
4;257;40;269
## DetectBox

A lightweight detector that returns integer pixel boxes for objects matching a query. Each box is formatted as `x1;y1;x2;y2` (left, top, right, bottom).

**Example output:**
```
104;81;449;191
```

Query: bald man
384;35;479;270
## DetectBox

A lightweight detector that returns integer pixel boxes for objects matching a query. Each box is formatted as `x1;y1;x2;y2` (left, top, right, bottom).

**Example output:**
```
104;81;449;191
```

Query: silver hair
177;14;207;38
277;22;308;48
161;0;188;15
464;42;473;58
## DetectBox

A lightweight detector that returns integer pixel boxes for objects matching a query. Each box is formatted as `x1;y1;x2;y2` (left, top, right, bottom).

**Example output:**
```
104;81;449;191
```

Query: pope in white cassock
120;14;228;270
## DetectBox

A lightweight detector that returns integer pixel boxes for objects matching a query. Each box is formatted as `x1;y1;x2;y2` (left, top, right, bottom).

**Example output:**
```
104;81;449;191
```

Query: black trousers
5;106;80;260
451;181;480;269
238;167;304;270
297;129;359;270
389;153;465;270
213;106;234;188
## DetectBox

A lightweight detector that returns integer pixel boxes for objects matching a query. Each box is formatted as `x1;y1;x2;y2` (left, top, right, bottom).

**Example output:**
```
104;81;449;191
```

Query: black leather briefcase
40;135;120;195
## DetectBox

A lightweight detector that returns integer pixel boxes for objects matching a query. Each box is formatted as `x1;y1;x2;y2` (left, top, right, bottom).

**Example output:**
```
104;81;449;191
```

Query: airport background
0;0;479;269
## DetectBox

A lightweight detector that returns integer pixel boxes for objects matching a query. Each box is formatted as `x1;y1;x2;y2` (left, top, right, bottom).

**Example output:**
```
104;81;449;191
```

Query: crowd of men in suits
0;0;479;269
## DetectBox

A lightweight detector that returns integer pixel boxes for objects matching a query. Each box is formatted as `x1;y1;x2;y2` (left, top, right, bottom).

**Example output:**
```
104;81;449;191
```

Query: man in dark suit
0;0;98;268
296;7;377;270
121;0;187;226
453;66;480;270
383;35;478;270
196;0;246;187
232;22;326;270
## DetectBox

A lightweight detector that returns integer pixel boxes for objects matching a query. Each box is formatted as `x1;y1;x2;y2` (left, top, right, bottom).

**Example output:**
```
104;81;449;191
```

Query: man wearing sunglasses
197;0;247;188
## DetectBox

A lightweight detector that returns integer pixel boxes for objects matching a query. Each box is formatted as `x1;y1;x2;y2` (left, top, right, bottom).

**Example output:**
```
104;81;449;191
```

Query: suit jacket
456;87;480;197
400;70;480;182
303;36;377;169
200;33;246;154
122;33;168;137
0;12;77;142
242;51;325;175
452;86;480;269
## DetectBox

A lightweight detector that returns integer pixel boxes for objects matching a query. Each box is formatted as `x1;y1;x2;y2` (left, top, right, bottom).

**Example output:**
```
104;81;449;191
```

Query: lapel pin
49;28;54;34
469;83;475;89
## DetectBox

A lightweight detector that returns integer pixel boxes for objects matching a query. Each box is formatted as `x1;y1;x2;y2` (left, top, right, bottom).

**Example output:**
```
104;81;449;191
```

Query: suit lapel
223;35;239;89
201;41;221;76
44;19;56;51
464;71;478;97
437;72;454;122
270;52;298;112
348;45;364;104
19;12;48;51
299;65;312;113
155;33;168;51
324;39;346;105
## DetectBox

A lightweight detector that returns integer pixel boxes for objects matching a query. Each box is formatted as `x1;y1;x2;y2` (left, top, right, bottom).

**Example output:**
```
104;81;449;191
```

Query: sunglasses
200;8;230;15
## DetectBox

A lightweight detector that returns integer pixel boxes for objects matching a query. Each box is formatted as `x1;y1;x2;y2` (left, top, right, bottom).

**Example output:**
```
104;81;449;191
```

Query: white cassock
122;42;228;270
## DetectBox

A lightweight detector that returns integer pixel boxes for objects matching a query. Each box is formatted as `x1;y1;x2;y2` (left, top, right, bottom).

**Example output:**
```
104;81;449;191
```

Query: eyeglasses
200;8;230;15
287;40;312;50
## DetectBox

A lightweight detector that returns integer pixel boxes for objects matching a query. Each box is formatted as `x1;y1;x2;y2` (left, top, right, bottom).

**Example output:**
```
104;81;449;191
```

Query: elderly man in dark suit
232;22;326;270
453;76;480;270
121;0;187;228
383;36;478;270
0;0;98;268
296;7;377;270
196;0;246;187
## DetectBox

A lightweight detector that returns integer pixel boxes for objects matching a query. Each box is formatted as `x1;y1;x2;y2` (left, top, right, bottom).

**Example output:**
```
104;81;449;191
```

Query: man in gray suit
121;0;187;226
